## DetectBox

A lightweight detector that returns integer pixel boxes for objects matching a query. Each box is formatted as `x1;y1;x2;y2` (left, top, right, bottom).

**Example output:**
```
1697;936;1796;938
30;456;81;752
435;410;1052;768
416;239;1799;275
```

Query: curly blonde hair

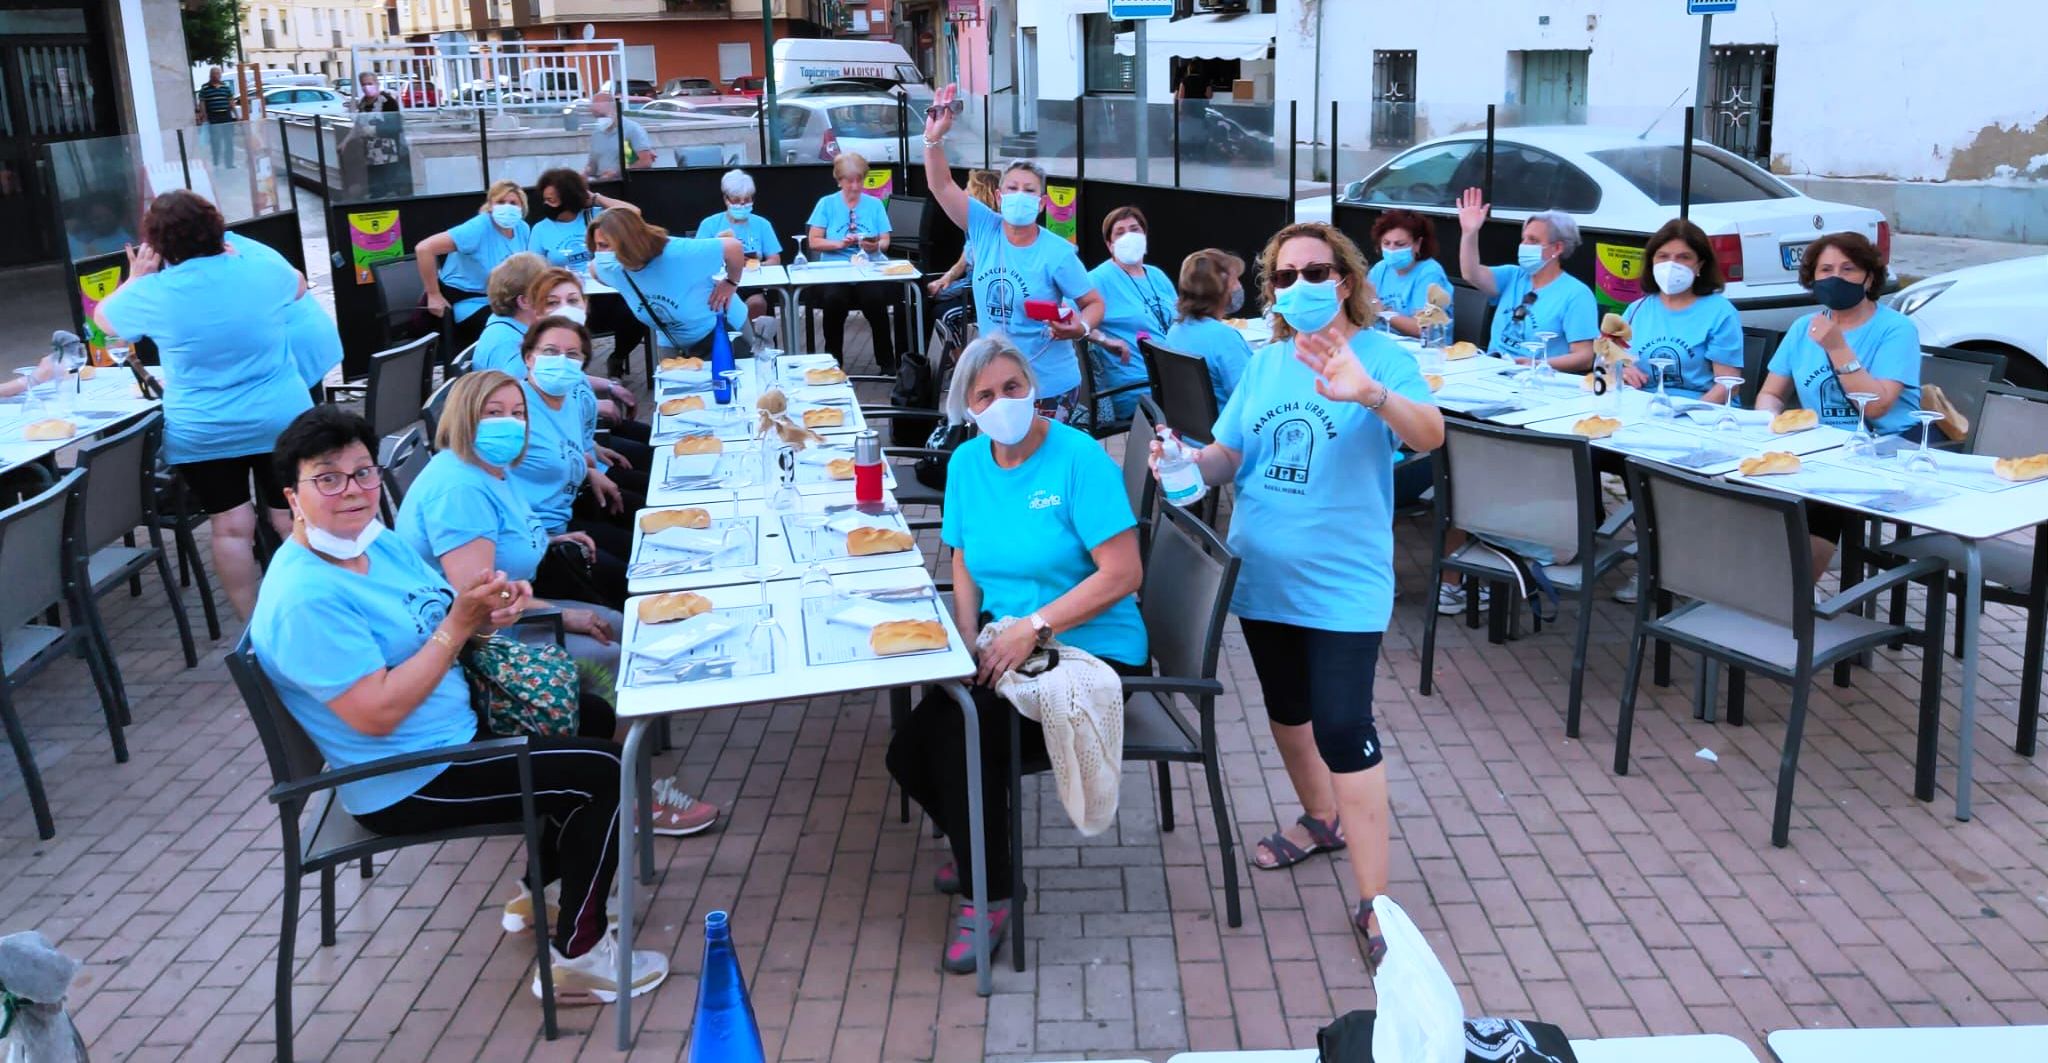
1256;221;1380;341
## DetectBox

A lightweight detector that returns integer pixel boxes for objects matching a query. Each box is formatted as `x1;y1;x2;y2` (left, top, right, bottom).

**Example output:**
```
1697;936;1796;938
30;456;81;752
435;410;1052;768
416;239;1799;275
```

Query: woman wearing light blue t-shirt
1085;205;1176;422
526;169;644;376
1456;189;1599;369
1619;218;1743;399
1163;248;1254;421
696;168;783;323
505;318;641;596
417;180;532;351
804;153;902;371
886;333;1147;975
1365;208;1452;338
252;405;670;1002
587;208;749;362
1160;223;1444;968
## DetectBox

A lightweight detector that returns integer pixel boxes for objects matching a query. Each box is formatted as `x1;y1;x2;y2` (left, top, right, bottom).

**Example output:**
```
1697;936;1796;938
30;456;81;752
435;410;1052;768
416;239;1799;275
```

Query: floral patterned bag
458;636;581;738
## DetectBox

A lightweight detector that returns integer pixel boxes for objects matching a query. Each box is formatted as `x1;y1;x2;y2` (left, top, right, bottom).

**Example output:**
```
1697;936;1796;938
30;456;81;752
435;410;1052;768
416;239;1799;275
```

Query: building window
1081;14;1134;95
1708;44;1776;165
1371;49;1416;149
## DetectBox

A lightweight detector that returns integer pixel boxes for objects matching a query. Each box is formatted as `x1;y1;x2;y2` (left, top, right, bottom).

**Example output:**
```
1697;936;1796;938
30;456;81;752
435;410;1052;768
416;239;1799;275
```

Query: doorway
0;5;120;267
1513;49;1588;126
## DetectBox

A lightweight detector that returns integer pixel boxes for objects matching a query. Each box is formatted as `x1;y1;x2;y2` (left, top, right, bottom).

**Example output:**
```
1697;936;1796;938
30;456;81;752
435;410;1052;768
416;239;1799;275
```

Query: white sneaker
1435;582;1492;615
1613;575;1639;605
531;930;669;1004
502;881;561;933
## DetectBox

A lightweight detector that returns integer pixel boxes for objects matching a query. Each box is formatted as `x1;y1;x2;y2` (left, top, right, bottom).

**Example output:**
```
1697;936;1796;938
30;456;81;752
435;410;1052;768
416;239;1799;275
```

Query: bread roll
846;527;914;556
1572;415;1623;439
870;619;947;655
78;365;96;380
877;261;919;277
1739;451;1803;477
672;435;722;456
1995;453;2048;483
23;419;75;441
637;591;712;625
1769;408;1819;434
659;356;706;372
826;458;856;480
1424;374;1444;392
639;508;711;533
744;257;761;271
1444;341;1479;361
755;387;787;414
804;366;848;385
660;396;705;416
802;407;845;428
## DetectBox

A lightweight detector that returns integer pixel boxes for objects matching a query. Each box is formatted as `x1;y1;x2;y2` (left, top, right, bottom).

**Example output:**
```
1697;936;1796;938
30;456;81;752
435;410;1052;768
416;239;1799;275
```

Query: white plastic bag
1370;895;1466;1063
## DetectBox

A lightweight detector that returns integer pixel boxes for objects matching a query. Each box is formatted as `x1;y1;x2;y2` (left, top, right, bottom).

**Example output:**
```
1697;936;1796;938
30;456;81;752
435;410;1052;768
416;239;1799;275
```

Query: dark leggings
815;284;897;371
885;658;1149;905
1239;619;1386;774
357;691;620;957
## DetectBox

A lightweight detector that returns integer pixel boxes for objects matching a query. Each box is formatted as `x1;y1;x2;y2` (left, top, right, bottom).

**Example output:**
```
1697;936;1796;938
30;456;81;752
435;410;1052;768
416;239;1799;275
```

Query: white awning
1113;14;1276;61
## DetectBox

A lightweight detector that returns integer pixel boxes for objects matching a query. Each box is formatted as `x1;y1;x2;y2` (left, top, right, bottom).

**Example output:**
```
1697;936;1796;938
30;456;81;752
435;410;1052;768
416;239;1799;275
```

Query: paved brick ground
4;345;2046;1061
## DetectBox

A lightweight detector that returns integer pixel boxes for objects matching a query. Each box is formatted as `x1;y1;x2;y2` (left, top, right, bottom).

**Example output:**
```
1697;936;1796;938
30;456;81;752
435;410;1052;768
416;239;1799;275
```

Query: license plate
1780;241;1810;270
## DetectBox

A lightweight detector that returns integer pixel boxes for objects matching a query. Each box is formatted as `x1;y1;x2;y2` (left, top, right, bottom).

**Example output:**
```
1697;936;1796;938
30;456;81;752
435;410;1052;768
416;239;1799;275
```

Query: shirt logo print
1264;418;1315;486
1027;490;1063;510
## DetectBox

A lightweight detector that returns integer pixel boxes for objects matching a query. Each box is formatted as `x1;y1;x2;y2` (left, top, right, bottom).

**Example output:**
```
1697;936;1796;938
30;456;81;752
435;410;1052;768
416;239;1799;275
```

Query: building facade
241;0;390;78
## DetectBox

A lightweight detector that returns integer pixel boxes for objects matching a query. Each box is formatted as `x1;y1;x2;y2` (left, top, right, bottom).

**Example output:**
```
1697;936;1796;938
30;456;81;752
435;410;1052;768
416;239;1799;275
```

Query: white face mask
971;392;1038;446
1111;231;1147;266
299;509;384;560
550;303;588;325
1652;260;1697;296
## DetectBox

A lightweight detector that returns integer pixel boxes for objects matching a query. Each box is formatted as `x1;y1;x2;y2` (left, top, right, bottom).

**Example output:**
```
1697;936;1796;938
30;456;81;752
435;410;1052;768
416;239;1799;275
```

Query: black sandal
1355;899;1388;975
1252;813;1346;871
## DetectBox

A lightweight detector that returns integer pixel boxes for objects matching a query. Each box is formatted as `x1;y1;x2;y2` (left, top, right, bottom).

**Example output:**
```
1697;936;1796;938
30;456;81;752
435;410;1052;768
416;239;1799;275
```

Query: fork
630;655;736;685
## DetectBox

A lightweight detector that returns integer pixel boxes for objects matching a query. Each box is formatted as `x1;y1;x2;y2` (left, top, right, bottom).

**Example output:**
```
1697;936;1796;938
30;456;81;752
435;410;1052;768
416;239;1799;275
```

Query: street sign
1687;0;1737;13
1108;0;1175;19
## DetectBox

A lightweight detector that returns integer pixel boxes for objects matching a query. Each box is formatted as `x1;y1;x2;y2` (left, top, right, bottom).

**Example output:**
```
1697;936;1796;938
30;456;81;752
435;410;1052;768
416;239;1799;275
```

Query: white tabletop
0;370;162;473
626;496;922;595
643;439;895;507
1164;1034;1761;1063
1768;1024;2048;1062
1730;450;2048;541
613;566;971;718
739;264;790;288
783;259;925;287
1515;404;1858;478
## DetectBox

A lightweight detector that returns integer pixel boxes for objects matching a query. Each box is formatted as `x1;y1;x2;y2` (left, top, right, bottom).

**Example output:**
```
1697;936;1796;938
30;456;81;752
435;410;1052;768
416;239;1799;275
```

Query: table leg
777;286;799;354
615;717;649;1050
1955;545;1983;822
639;729;656;885
941;681;992;997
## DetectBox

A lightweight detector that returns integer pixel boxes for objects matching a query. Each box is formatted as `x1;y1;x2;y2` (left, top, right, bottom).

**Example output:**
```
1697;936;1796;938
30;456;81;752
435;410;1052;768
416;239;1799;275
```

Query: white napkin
1683;406;1774;427
827;599;923;631
638;614;735;661
1926;451;1998;473
827;512;888;534
666;453;720;479
657;366;711;385
666;408;731;428
643;527;728;554
796;447;855;466
785;385;851;403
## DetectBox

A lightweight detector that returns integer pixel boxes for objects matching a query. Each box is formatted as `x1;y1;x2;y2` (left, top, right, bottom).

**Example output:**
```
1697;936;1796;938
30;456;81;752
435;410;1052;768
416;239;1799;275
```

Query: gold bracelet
429;629;459;653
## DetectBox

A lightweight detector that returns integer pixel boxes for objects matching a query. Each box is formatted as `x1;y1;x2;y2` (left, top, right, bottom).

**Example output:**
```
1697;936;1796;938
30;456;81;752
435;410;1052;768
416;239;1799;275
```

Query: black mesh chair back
1124;397;1162;555
378;424;431;521
228;635;333;796
1452;283;1492;347
1739;326;1783;408
1974;382;2048;458
370;256;434;351
74;412;156;552
1145;337;1220;445
0;470;75;635
1923;346;2009;452
364;333;438;441
423;376;458;443
1634;461;1808;632
1140;502;1239;686
1439;419;1589;564
449;342;476;379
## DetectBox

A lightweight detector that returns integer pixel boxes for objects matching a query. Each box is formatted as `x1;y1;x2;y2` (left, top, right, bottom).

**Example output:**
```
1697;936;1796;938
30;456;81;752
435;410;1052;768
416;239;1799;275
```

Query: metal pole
1329;100;1340;193
1694;13;1714;117
176;129;193;189
762;0;782;158
313;115;329;200
1680;106;1696;221
479;112;491;188
1482;104;1496;202
982;92;992;169
279;116;299;214
1172;96;1180;189
1075;95;1086;188
1134;19;1149;184
1287;101;1297;224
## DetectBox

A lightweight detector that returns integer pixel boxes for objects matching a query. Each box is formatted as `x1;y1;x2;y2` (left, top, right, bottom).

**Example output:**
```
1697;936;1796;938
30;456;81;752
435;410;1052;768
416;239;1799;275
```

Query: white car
1887;255;2048;389
770;94;920;164
1321;127;1889;316
641;97;759;121
260;86;351;117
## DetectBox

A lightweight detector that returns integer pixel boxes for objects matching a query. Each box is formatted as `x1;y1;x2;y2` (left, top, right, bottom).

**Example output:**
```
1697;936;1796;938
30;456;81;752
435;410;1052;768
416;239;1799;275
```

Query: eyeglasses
538;346;587;361
298;466;382;496
1270;263;1346;289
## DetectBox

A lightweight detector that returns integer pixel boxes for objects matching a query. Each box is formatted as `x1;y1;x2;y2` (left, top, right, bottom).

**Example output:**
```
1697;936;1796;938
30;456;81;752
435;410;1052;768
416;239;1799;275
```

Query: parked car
626;79;659;98
772;95;922;164
729;75;766;98
381;76;440;109
331;77;356;98
1322;127;1890;315
642;98;760;121
1887;255;2048;389
449;85;532;108
260;86;352;118
663;77;721;98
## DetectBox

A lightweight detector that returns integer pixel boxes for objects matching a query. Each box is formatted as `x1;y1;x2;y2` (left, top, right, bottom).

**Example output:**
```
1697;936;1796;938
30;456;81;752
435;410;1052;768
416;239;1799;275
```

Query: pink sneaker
942;901;1009;974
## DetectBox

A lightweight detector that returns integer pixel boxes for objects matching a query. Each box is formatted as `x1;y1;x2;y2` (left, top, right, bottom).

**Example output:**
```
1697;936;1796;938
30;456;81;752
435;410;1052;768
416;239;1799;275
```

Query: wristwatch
1028;613;1052;644
1837;357;1865;375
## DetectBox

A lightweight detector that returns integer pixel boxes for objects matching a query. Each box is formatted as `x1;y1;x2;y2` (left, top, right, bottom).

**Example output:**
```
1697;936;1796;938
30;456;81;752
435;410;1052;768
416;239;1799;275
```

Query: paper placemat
781;509;911;564
630;515;759;578
624;602;773;687
799;591;949;667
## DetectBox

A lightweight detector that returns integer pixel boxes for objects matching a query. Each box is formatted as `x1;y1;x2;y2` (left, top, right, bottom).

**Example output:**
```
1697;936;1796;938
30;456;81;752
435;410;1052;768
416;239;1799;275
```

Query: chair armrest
846;374;895;386
882;447;950;462
862;405;946;425
267;736;531;804
1097;380;1150;400
1596;501;1635;539
1815;556;1946;619
1120;675;1225;699
513;605;566;647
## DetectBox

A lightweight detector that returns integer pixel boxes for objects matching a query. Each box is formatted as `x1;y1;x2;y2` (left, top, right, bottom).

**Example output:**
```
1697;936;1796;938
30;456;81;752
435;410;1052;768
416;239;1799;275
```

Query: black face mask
1812;276;1866;312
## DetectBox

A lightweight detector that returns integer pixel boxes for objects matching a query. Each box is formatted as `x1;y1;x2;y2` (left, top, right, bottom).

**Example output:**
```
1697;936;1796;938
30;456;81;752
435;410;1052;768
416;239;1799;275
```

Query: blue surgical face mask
1381;245;1415;270
1516;243;1549;274
591;250;618;273
530;354;585;397
999;191;1041;227
490;203;523;230
473;416;526;467
1273;278;1342;334
727;202;753;219
1225;284;1245;315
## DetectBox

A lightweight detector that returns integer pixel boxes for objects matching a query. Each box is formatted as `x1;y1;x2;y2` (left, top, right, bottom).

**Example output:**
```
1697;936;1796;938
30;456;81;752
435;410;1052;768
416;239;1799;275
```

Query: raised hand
924;82;959;142
1295;328;1383;408
1456;187;1490;232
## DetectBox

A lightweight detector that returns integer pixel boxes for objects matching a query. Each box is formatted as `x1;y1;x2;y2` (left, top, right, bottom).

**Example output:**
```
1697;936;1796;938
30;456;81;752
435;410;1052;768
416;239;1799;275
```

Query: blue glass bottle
710;320;737;405
688;910;765;1063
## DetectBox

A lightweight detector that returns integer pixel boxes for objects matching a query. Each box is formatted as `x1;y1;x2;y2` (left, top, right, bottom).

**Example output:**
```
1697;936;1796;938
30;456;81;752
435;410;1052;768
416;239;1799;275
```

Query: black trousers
357;692;621;957
815;284;897;371
885;658;1148;904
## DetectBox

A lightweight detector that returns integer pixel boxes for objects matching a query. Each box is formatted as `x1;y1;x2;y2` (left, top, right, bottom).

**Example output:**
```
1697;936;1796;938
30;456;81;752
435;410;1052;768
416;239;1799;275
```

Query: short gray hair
720;168;755;200
945;333;1036;425
1526;210;1582;257
1002;159;1047;190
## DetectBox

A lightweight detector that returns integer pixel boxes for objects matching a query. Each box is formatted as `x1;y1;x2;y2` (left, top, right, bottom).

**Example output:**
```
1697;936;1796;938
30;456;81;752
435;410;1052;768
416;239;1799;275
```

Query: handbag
458;635;581;738
914;418;976;490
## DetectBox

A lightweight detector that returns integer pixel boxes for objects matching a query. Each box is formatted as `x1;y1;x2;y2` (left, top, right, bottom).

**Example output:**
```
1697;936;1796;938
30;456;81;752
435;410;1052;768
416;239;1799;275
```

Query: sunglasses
1270;263;1346;289
1509;291;1538;322
925;100;965;120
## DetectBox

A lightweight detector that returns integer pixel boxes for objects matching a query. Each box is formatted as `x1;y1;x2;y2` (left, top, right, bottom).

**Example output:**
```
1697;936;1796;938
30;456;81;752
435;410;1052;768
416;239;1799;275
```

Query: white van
518;66;584;101
772;39;927;99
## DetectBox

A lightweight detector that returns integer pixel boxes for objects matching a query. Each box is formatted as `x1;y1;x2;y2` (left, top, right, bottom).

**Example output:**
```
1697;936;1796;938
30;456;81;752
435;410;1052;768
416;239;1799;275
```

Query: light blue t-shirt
1087;260;1175;419
965;198;1096;399
805;192;892;262
1213;330;1432;632
695;211;783;260
247;534;478;815
591;235;731;347
97;248;310;465
397;450;550;582
530;208;601;269
508;379;596;532
1767;305;1922;435
471;315;529;377
1367;256;1451;318
941;421;1148;666
1623;292;1742;397
223;233;339;391
1485;264;1599;360
1163;315;1254;424
439;212;530;321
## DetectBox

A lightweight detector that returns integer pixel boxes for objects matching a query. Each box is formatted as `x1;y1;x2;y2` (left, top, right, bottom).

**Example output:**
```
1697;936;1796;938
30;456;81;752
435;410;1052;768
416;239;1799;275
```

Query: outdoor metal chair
224;636;558;1062
448;341;477;379
422;375;459;443
369;255;447;359
1452;282;1493;347
376;424;431;526
363;333;439;442
1739;326;1783;409
151;464;223;643
1421;419;1635;737
1142;337;1220;445
1615;460;1950;848
1006;501;1243;971
0;471;129;840
1073;339;1151;440
70;412;199;670
1919;345;2008;452
1124;397;1162;561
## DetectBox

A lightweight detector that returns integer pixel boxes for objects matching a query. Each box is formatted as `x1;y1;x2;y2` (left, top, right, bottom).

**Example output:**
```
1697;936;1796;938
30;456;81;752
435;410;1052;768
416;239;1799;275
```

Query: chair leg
1726;668;1747;728
0;686;55;840
276;866;300;1063
892;688;912;823
2018;594;2044;758
1771;681;1812;848
77;621;130;762
1008;710;1027;973
1954;582;1967;660
125;531;143;597
1917;575;1949;800
1612;631;1649;776
180;522;223;640
1694;656;1719;723
1419;577;1442;697
77;591;132;731
1886;580;1908;652
319;865;338;946
1154;761;1174;832
1565;589;1595;738
1463;574;1481;630
1203;747;1242;928
360;856;374;879
151;544;199;669
1652;590;1674;687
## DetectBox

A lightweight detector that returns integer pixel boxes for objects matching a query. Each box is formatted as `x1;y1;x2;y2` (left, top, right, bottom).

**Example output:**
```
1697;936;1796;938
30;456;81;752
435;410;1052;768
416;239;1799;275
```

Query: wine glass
755;346;783;392
13;367;47;418
744;562;782;606
800;563;835;613
1535;330;1559;362
768;447;800;512
57;337;87;405
1847;391;1882;456
718;368;743;413
1645;358;1677;418
1375;308;1398;335
1713;375;1746;432
745;613;784;675
717;519;750;565
1902;410;1945;476
790;507;827;562
790;233;809;272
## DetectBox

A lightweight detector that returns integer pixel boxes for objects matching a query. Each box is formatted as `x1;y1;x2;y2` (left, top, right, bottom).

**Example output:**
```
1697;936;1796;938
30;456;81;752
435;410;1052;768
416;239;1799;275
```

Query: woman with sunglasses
1456;189;1598;370
507;317;634;603
253;405;670;1004
1151;222;1444;969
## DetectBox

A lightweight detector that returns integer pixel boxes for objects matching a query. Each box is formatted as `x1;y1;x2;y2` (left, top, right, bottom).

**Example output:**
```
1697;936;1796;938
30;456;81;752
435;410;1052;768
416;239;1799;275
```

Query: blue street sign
1688;0;1737;13
1108;0;1176;19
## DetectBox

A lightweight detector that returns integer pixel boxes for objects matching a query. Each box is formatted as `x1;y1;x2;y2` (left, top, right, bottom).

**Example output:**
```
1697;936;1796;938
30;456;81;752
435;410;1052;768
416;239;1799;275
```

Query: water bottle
1156;429;1208;508
853;429;884;506
688;910;765;1063
710;323;737;405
